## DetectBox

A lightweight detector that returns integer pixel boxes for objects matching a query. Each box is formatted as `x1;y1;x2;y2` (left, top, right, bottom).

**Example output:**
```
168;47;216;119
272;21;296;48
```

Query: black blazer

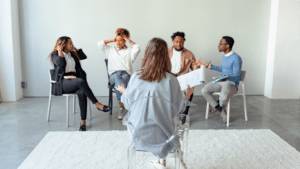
51;49;87;96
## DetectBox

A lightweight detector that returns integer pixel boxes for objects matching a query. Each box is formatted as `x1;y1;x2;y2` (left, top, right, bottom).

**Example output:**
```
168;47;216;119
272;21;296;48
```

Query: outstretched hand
203;61;211;69
115;84;126;94
193;59;202;67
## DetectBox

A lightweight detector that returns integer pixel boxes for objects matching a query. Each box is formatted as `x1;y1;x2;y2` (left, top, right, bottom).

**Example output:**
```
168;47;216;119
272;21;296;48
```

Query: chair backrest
240;70;246;83
127;96;182;158
104;59;110;79
49;70;56;83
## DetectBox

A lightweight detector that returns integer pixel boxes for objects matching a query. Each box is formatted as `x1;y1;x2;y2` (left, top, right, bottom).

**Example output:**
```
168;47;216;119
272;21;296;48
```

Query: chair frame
47;70;92;127
205;71;248;127
105;59;114;115
125;96;188;169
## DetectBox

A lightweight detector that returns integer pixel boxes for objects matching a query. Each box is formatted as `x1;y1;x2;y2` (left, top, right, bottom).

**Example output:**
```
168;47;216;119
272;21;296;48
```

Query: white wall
18;0;271;97
0;0;23;101
272;0;300;99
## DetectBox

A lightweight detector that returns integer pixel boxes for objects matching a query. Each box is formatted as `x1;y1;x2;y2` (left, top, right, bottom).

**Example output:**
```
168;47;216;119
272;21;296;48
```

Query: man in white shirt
168;31;202;124
98;28;140;120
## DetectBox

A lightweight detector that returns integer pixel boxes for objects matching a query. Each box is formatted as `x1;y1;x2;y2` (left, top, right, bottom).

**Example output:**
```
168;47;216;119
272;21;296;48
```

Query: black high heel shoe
97;105;110;112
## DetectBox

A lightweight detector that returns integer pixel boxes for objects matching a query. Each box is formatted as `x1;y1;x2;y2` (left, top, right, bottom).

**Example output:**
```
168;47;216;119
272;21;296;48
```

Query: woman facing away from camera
49;36;110;131
116;38;192;169
97;28;140;120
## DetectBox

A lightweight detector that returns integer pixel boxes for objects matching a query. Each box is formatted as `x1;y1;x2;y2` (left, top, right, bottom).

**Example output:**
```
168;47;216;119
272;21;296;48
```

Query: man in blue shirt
202;36;242;122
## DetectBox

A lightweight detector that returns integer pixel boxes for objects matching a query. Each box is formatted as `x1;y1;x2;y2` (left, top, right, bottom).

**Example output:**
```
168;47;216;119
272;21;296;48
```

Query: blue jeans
109;71;131;102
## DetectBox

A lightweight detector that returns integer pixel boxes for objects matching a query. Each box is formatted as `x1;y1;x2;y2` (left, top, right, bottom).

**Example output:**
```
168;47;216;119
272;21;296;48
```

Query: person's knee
201;87;209;95
77;78;86;87
76;89;84;96
122;74;130;80
220;95;229;104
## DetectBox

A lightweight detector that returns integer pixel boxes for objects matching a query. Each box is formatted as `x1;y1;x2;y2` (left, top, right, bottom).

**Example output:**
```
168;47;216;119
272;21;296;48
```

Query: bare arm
104;38;116;44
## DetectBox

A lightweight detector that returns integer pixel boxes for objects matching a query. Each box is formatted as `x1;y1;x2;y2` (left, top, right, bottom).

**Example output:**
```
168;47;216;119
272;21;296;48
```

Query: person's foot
211;100;220;113
118;108;125;120
210;106;218;114
221;105;227;123
79;123;86;131
96;102;110;112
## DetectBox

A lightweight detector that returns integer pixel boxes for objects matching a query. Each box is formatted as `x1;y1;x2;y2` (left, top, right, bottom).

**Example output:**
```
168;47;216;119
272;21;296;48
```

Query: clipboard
212;76;228;84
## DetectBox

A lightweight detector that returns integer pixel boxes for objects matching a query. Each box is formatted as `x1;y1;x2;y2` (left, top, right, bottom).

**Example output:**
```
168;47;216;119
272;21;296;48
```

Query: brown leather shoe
210;106;218;114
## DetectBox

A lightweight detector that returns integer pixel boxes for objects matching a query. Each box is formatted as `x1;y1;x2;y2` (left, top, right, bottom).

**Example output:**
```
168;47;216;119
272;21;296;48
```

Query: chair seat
206;71;248;127
213;92;244;96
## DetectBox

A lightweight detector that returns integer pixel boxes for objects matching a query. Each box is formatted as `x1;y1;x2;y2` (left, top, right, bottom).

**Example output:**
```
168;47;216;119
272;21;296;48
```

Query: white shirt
63;51;76;73
97;40;140;75
171;48;182;74
225;51;233;57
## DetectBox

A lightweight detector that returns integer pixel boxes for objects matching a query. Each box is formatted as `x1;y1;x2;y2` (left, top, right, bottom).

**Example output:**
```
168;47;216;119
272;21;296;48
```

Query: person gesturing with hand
202;61;211;69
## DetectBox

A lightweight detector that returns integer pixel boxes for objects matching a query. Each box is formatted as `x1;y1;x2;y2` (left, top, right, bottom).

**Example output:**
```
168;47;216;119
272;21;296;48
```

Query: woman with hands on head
97;28;140;120
49;36;110;131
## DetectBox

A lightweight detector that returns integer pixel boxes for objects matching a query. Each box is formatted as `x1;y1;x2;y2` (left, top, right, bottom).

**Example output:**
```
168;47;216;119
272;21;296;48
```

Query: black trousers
62;78;98;120
182;93;194;115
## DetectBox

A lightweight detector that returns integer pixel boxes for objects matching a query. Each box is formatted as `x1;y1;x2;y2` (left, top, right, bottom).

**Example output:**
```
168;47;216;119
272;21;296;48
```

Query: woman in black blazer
49;36;110;131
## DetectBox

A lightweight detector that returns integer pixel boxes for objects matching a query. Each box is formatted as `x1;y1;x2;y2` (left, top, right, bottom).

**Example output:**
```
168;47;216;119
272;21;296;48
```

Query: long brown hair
138;38;171;82
48;36;80;65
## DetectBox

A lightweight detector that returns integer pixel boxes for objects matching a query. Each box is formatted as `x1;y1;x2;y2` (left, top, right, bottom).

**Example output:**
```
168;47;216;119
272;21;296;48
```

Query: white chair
205;71;248;127
47;70;92;127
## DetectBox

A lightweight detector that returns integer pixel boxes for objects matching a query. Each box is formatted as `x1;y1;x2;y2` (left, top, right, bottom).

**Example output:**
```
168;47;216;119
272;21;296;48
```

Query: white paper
177;66;206;91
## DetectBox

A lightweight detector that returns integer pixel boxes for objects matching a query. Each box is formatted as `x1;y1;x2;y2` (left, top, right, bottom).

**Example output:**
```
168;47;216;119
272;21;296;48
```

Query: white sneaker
118;108;124;120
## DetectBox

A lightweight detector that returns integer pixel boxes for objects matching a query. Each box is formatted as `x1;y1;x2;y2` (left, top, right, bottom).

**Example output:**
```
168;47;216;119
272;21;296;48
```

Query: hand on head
121;34;130;42
73;46;79;52
56;40;66;52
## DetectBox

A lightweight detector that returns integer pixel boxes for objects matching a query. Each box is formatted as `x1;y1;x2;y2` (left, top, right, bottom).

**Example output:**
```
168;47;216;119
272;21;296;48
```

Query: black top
50;49;87;95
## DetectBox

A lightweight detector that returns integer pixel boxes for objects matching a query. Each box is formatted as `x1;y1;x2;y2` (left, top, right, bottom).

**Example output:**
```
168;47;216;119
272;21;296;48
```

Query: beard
174;46;183;51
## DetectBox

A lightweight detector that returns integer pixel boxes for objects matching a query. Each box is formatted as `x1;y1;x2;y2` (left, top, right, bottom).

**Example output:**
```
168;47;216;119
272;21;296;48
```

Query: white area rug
19;130;300;169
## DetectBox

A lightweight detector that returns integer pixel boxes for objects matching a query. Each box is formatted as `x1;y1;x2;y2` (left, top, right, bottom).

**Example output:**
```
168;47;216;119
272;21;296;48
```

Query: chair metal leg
66;96;69;127
88;99;92;119
183;128;189;164
227;99;230;127
73;95;76;114
242;84;248;121
109;87;113;115
205;102;209;119
47;93;52;122
175;149;182;169
127;145;136;169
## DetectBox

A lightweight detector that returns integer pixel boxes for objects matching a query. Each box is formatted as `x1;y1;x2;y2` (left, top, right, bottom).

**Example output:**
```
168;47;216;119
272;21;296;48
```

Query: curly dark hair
171;31;186;41
115;28;130;38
